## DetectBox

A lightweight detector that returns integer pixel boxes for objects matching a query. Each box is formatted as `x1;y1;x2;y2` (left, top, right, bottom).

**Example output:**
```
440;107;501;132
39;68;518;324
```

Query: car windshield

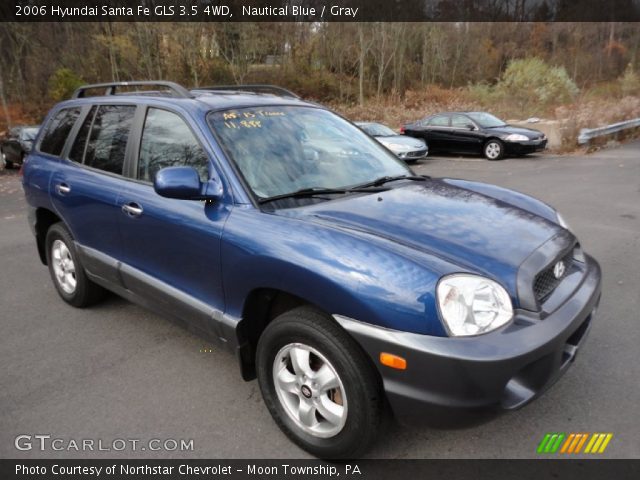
20;128;39;141
466;113;506;128
208;106;410;200
359;123;396;137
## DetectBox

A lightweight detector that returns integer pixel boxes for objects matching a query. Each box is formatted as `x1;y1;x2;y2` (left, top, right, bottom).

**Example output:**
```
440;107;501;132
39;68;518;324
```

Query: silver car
356;122;428;162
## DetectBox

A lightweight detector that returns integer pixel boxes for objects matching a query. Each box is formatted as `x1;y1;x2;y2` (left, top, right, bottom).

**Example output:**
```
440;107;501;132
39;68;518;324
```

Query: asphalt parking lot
0;142;638;459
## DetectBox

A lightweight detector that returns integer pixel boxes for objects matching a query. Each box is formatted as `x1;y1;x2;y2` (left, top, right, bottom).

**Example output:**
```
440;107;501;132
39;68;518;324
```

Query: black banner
2;459;640;480
1;0;640;22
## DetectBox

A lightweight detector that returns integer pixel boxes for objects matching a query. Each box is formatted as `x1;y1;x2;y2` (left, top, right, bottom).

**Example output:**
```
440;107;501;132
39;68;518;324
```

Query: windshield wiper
352;174;428;189
258;186;384;205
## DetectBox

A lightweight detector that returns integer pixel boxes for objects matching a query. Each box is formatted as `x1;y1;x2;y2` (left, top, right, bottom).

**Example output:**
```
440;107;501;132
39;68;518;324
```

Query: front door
117;107;231;339
449;114;483;153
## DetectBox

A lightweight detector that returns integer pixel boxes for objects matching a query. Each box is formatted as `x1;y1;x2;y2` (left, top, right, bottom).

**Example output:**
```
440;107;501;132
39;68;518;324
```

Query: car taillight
399;126;405;134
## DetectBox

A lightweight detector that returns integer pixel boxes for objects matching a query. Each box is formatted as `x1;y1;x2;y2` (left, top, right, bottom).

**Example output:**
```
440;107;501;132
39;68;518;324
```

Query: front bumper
335;254;601;422
506;138;548;154
396;148;428;160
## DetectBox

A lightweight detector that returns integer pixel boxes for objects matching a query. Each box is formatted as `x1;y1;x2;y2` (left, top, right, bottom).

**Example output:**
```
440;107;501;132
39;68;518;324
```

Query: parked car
1;125;40;168
355;121;428;162
22;81;601;458
402;112;547;160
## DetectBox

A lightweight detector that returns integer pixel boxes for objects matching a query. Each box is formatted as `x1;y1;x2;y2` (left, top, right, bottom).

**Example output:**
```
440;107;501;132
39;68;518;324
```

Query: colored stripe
545;434;559;453
567;434;582;453
598;434;613;453
584;433;598;453
574;433;589;453
537;433;552;453
560;434;575;453
591;433;606;453
550;433;565;453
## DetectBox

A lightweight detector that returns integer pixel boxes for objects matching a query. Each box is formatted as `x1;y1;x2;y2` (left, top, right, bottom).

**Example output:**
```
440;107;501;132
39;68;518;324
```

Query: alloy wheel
485;141;502;159
272;342;348;438
51;239;77;294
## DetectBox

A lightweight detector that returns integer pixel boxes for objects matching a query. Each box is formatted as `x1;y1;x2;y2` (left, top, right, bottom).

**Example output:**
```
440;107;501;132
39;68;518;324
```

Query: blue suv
22;81;602;458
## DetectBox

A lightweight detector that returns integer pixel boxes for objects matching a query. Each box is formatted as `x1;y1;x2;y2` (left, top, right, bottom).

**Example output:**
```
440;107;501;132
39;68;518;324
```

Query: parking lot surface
0;143;638;459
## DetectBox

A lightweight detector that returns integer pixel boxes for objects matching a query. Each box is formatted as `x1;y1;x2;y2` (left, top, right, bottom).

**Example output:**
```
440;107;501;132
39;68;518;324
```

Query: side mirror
465;123;476;130
154;166;221;201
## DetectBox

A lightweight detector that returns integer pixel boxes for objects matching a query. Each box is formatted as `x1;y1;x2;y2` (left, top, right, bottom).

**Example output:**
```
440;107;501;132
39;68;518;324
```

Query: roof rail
193;84;299;99
72;81;192;99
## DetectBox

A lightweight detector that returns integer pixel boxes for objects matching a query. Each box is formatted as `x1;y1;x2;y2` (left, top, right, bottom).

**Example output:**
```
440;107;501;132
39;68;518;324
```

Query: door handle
56;183;71;195
122;202;143;217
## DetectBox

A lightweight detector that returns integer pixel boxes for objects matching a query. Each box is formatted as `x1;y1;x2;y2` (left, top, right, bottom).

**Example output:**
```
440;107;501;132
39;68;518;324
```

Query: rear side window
69;106;96;163
39;108;81;156
428;115;450;127
83;105;136;175
137;108;209;182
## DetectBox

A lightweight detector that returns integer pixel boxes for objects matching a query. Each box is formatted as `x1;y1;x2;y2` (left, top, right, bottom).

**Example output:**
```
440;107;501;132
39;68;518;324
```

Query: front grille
533;249;574;302
406;149;427;158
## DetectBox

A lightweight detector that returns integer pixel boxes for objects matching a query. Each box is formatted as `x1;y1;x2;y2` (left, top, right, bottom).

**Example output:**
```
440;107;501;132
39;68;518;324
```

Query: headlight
384;143;409;150
556;212;572;231
504;134;529;142
436;274;513;336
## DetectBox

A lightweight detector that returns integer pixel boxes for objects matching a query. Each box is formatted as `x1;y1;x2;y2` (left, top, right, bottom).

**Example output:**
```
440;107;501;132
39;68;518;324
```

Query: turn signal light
379;352;407;370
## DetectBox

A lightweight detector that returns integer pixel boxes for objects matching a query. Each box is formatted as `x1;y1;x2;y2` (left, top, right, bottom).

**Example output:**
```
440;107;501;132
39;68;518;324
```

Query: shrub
620;63;640;96
48;68;84;102
496;58;579;114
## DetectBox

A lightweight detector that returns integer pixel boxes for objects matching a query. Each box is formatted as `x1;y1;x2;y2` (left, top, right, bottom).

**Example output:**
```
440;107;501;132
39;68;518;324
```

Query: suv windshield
466;112;507;128
359;123;396;137
208;106;409;200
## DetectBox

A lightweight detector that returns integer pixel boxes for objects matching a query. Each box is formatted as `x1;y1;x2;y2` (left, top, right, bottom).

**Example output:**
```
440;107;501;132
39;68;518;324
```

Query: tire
483;139;505;160
45;222;105;307
2;149;13;169
256;306;383;458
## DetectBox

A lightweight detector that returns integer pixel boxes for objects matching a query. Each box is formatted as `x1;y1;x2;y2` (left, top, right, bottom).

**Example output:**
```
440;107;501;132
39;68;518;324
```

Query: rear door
422;114;453;151
117;106;231;337
49;104;137;284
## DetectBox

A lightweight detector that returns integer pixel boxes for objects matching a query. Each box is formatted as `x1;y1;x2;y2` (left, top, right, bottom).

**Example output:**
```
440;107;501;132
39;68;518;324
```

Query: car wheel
2;150;13;169
256;306;383;458
484;139;505;160
45;222;105;307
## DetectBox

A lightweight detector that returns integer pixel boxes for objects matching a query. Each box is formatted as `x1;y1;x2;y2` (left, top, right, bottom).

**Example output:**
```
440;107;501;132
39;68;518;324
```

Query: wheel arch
235;287;379;383
34;207;63;265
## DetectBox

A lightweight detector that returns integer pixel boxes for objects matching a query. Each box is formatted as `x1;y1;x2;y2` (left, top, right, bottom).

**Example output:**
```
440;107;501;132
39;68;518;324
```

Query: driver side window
451;114;472;128
138;108;209;183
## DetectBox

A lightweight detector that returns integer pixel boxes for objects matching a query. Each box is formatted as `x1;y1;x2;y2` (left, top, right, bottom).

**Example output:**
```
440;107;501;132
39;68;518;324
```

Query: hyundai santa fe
22;81;602;458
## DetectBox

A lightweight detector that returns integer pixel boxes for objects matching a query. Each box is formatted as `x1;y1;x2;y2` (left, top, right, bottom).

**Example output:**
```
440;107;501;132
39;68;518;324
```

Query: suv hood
279;179;560;279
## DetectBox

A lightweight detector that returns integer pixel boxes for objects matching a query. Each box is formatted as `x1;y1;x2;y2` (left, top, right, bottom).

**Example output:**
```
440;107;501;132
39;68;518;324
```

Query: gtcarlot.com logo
537;432;613;454
15;434;194;452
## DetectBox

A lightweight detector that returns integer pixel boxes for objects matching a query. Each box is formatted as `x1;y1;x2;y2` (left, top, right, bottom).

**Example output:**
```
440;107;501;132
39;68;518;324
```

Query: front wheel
484;139;505;160
2;150;13;169
256;307;384;458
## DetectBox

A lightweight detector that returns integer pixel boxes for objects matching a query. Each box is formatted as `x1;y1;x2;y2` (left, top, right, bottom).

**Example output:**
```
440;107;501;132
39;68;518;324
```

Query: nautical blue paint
22;92;568;338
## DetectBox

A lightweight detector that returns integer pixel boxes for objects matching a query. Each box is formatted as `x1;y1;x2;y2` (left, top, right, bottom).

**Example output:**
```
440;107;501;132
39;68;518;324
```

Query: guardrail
578;117;640;145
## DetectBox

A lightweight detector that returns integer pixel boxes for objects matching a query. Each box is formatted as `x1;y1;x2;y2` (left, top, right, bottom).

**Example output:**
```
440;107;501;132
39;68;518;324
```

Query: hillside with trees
1;22;639;148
